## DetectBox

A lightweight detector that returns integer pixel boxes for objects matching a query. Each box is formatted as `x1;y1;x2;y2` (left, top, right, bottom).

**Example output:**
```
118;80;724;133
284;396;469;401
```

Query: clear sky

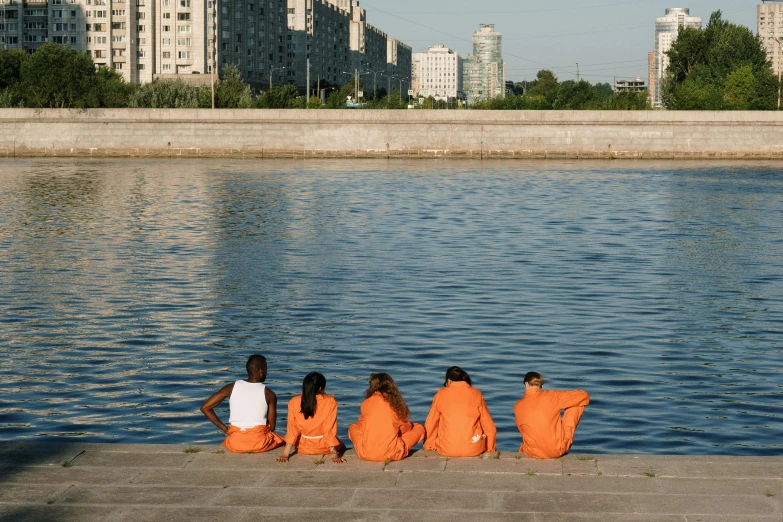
361;0;760;85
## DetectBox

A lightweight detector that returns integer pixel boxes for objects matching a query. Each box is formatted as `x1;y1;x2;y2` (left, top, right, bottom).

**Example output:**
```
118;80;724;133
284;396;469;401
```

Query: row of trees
663;11;779;110
1;12;779;111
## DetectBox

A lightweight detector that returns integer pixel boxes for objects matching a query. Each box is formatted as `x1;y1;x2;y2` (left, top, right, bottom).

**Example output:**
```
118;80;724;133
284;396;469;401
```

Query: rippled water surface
1;159;782;454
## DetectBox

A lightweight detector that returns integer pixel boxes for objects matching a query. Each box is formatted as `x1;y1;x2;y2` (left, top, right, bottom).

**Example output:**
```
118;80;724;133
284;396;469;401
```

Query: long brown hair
365;373;410;421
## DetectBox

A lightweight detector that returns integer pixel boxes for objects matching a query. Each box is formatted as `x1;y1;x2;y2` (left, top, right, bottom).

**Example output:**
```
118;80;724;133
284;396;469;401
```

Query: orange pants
223;425;284;454
399;422;426;450
559;406;585;455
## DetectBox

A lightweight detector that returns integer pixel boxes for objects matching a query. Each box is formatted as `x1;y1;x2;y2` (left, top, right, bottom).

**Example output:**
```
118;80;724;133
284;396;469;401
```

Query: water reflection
0;159;781;454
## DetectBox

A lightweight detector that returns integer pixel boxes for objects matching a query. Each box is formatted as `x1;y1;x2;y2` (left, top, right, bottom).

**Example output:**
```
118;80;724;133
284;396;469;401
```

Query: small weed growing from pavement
61;460;72;468
313;456;325;466
515;455;522;460
598;472;603;476
213;449;225;454
576;455;594;461
643;472;656;478
184;447;200;454
493;451;501;460
527;470;536;476
382;458;392;470
766;491;775;497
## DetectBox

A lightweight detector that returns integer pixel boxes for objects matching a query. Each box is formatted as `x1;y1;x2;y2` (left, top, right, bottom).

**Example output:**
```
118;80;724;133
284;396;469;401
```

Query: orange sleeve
423;392;441;451
283;397;301;446
555;390;590;410
323;397;340;447
479;396;497;452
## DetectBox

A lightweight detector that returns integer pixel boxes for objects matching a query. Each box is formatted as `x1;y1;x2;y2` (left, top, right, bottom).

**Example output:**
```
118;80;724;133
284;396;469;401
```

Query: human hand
331;454;345;464
276;455;290;463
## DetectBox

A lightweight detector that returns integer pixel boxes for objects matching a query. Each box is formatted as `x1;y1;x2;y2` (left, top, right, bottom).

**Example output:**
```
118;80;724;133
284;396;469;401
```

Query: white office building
650;7;701;107
412;44;463;101
758;0;783;77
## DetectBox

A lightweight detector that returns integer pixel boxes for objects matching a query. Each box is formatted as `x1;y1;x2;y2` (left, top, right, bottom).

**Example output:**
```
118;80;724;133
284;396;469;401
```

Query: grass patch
493;451;501;460
527;470;536;476
514;455;522;460
598;472;603;476
183;447;200;454
61;460;72;468
575;454;594;461
213;449;225;454
643;472;656;478
313;456;325;466
382;458;392;470
766;491;775;497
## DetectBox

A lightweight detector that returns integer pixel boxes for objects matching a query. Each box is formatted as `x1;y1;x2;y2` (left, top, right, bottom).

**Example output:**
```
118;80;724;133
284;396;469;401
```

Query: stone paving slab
1;442;782;522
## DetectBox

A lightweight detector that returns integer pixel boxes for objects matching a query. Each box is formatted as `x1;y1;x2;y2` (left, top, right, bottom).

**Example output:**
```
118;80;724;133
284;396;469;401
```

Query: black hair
301;372;327;420
246;354;267;376
445;366;472;386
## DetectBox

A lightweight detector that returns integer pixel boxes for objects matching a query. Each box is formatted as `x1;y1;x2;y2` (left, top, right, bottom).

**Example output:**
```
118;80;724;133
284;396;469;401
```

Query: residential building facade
412;44;463;100
758;0;783;78
650;7;701;108
614;77;646;92
463;24;504;104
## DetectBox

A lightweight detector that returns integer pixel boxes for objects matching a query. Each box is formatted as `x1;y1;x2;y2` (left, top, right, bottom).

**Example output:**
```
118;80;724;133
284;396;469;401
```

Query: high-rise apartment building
0;0;407;92
283;0;410;95
0;0;212;84
650;7;701;108
758;1;783;78
219;0;288;89
412;44;463;100
463;24;504;104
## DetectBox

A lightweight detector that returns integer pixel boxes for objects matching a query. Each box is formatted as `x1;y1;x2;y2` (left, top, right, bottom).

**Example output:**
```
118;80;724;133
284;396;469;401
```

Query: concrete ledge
1;443;781;521
2;109;783;159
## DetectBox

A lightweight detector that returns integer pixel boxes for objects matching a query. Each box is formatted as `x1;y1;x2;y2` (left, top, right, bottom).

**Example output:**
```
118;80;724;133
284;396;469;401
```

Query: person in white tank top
201;354;284;453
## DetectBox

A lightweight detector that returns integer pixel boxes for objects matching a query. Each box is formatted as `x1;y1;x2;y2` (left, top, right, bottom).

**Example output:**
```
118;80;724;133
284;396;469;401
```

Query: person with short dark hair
276;372;347;464
348;373;425;462
423;366;497;457
513;371;589;459
200;354;284;453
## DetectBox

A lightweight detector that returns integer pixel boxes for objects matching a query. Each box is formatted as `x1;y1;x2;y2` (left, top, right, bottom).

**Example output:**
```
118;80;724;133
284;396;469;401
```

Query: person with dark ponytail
276;372;346;463
423;366;497;457
348;373;425;462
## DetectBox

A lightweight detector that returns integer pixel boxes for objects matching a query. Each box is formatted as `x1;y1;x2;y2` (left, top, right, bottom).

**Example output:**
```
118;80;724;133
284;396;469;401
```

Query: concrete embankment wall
1;109;782;159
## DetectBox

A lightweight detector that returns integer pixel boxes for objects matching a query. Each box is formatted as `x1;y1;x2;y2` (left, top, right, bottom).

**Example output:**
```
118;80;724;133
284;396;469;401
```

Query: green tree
128;78;206;108
19;43;99;108
94;67;137;108
528;70;559;108
553;80;595;109
256;84;300;108
215;65;254;108
0;49;27;90
664;10;778;110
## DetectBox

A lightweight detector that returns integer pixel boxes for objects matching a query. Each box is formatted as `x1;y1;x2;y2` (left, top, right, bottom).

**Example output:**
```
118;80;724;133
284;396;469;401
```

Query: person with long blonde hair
348;373;425;462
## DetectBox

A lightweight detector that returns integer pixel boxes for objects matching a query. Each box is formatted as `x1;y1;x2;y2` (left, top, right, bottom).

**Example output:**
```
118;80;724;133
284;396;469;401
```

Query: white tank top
228;380;268;429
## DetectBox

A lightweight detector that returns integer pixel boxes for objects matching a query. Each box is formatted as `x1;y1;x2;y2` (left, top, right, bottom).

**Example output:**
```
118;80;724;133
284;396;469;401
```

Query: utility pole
355;68;358;104
576;63;580;83
306;58;310;103
777;38;782;110
211;0;218;109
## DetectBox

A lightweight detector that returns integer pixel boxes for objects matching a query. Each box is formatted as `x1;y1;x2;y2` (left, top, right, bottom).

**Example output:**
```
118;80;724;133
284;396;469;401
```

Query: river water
1;159;781;455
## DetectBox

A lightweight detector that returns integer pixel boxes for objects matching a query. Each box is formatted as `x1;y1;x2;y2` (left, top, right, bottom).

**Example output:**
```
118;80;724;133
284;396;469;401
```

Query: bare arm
265;387;277;431
200;383;234;434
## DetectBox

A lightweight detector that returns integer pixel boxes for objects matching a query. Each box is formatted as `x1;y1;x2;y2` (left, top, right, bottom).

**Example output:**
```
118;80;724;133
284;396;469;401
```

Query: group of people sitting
200;354;590;462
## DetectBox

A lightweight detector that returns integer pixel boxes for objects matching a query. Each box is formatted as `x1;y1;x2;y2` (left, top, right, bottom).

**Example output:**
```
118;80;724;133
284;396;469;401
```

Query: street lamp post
269;66;286;90
776;37;783;110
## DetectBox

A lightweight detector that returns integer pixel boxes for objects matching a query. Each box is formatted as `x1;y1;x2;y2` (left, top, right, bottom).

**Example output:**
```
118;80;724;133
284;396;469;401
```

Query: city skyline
364;0;760;84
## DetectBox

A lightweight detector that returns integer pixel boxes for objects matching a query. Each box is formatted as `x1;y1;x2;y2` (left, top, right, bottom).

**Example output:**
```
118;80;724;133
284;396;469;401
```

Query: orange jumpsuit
348;392;425;462
514;387;590;459
423;381;497;457
282;394;342;455
223;425;283;453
